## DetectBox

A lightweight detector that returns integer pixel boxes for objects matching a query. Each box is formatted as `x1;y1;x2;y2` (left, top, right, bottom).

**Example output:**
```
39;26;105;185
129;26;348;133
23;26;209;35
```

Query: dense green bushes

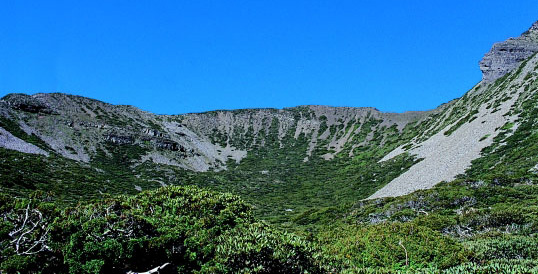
466;235;538;261
1;186;333;273
319;222;468;270
441;259;538;274
339;176;538;272
11;182;538;273
203;222;334;273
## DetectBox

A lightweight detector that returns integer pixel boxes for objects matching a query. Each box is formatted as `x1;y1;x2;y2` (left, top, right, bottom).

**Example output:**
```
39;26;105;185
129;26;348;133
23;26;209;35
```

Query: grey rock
479;21;538;83
1;93;56;114
0;126;49;156
104;134;135;145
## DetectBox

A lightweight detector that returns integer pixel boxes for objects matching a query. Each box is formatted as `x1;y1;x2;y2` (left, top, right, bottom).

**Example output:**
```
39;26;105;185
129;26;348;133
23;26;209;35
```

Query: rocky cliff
479;21;538;83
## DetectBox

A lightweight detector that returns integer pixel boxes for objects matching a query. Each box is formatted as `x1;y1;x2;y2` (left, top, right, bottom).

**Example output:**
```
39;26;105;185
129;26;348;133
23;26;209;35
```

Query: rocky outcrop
104;134;135;145
143;128;164;138
479;21;538;83
1;93;56;114
0;93;248;171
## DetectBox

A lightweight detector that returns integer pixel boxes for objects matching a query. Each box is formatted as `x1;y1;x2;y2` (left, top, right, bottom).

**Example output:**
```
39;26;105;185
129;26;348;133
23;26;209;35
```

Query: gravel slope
0;127;48;156
369;54;538;199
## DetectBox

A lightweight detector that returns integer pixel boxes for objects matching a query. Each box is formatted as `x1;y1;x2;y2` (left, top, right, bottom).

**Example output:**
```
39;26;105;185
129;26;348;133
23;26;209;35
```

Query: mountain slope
0;21;537;222
370;51;538;198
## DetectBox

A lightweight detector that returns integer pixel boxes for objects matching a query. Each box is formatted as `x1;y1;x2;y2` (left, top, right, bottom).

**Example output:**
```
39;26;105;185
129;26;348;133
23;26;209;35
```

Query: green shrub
1;186;333;273
319;222;468;270
466;235;538;261
201;222;334;273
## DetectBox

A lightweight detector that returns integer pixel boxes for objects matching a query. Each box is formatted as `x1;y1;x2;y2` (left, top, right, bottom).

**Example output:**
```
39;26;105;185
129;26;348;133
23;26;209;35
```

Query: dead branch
398;240;409;267
6;205;51;255
126;262;171;274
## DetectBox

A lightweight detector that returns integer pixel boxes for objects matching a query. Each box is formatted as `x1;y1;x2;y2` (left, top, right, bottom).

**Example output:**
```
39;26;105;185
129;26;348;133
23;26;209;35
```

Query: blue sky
0;1;537;114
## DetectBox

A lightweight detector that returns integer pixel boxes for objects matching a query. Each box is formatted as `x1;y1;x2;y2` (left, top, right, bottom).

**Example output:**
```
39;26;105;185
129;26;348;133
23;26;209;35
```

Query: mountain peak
479;20;538;83
522;20;538;37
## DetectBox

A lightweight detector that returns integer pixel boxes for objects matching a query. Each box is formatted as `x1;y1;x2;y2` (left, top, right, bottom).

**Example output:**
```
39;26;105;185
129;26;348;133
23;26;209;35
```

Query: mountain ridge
0;20;537;212
0;92;434;168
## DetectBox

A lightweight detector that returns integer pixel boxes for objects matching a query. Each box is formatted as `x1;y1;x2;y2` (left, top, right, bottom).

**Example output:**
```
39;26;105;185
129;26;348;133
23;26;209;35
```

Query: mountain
1;20;538;274
2;22;538;201
0;93;432;218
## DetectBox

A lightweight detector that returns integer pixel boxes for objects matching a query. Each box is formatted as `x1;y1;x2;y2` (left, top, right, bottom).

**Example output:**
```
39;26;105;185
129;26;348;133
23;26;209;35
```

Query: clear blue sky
1;1;537;114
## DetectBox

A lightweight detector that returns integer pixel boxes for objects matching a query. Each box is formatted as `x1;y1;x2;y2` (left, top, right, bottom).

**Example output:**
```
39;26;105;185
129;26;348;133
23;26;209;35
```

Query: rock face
479;21;538;83
2;93;57;114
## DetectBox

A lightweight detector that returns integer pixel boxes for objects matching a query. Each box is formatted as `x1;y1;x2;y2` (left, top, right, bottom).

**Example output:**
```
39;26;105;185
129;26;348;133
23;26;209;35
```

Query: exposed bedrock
479;21;538;83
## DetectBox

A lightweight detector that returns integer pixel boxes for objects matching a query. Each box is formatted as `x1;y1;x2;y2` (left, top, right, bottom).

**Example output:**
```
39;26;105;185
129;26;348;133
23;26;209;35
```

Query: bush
1;186;333;273
466;235;538;261
319;222;468;270
201;222;334;273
